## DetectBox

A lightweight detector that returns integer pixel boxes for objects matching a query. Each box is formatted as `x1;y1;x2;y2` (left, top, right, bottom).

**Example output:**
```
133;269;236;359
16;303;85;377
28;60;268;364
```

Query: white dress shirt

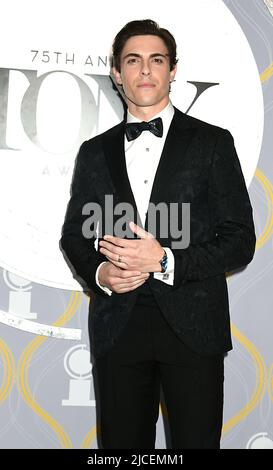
96;101;175;295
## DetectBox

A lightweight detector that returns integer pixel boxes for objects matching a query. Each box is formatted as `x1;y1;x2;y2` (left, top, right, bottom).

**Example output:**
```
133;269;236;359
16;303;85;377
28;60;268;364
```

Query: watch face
161;254;168;273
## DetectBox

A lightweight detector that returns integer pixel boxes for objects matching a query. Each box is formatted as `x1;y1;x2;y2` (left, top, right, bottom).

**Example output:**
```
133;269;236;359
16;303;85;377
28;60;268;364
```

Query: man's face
113;35;176;114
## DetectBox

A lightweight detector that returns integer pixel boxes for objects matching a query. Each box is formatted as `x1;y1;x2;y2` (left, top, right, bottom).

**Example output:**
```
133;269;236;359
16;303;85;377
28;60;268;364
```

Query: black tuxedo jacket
60;107;256;360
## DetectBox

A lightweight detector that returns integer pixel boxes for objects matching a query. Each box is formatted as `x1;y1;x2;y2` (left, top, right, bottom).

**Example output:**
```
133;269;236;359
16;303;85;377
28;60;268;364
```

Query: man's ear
170;64;177;83
112;66;122;86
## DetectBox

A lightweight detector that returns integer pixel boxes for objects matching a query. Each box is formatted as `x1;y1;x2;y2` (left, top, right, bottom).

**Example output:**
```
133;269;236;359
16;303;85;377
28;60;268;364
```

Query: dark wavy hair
112;19;178;72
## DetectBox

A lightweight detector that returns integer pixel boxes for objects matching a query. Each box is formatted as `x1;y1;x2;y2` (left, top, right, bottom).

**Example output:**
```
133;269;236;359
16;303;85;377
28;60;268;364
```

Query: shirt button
145;148;150;152
144;179;148;184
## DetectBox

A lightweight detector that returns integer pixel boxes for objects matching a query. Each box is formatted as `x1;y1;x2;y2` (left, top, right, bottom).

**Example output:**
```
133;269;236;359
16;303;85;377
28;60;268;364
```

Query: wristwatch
159;249;168;273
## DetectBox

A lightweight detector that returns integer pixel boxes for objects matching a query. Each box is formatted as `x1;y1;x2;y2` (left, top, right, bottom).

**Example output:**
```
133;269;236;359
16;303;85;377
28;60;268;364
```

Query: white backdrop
0;0;263;289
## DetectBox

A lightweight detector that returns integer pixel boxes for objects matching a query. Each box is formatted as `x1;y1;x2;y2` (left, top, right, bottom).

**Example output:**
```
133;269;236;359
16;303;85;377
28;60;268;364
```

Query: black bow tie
125;117;163;141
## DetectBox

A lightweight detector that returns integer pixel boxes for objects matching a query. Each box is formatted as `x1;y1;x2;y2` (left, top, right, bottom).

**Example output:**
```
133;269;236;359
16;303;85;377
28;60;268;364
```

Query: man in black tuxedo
60;19;256;449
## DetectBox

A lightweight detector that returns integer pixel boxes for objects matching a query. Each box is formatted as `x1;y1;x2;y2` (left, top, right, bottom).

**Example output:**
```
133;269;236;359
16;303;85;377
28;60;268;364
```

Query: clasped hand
97;221;164;294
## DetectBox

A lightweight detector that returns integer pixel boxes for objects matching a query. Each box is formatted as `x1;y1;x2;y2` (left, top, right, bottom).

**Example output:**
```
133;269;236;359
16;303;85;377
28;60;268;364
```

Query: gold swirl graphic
17;291;82;448
268;363;273;404
222;323;266;435
260;61;273;83
0;338;15;404
81;424;98;449
255;169;273;249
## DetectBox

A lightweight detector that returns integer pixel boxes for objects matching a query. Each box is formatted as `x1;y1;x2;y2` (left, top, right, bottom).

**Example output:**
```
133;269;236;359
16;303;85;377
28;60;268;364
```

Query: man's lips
137;83;156;88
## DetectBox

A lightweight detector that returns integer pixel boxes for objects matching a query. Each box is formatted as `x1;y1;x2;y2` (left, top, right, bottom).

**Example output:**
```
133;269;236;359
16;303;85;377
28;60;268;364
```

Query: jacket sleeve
59;141;108;296
172;129;256;287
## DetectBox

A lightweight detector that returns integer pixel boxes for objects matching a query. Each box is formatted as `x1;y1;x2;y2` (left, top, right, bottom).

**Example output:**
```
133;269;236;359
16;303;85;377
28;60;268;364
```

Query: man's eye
153;57;163;63
127;58;138;64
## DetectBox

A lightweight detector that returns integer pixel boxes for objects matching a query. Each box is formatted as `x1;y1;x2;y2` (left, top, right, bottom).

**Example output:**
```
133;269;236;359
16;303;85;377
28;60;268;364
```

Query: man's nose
140;60;151;76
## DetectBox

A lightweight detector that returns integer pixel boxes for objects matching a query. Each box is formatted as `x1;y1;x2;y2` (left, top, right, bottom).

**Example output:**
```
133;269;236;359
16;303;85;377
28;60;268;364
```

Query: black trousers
92;302;224;449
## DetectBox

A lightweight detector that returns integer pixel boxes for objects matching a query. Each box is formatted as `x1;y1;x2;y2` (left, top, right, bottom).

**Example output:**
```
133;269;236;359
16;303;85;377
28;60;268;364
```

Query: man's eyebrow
122;52;169;60
150;53;169;58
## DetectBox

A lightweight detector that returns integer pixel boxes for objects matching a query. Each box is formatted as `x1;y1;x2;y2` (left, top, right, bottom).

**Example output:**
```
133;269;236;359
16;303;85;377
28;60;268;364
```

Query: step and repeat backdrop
0;0;272;449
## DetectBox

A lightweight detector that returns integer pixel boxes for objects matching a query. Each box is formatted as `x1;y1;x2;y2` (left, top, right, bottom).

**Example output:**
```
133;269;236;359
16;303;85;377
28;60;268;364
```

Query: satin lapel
144;109;196;231
102;122;144;229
